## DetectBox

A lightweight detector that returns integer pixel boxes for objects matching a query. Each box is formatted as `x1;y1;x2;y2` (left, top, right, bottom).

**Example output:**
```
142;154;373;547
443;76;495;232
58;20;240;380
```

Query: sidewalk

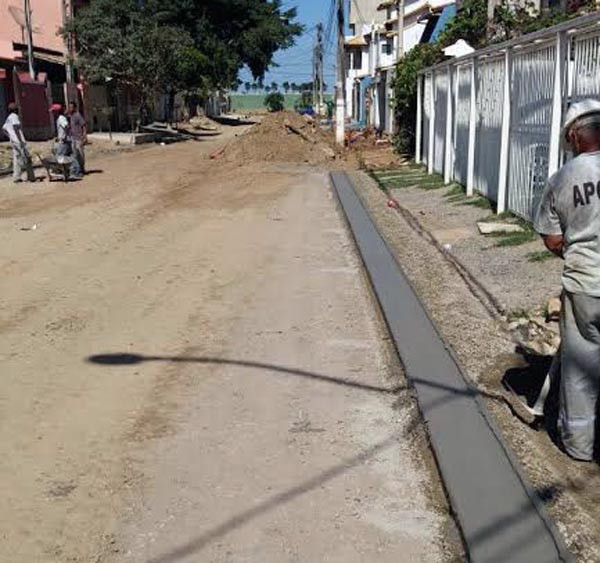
371;166;563;315
365;166;564;358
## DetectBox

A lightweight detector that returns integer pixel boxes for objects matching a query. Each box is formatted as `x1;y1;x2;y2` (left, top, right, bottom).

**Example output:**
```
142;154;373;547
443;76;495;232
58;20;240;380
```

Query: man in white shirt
2;102;35;183
534;99;600;461
52;103;71;157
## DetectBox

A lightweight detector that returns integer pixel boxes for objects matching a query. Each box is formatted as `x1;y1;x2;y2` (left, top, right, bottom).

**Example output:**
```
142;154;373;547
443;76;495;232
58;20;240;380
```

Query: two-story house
345;0;456;135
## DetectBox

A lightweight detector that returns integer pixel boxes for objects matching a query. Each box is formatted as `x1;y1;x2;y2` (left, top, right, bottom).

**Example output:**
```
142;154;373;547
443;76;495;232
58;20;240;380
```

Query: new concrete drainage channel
330;172;571;563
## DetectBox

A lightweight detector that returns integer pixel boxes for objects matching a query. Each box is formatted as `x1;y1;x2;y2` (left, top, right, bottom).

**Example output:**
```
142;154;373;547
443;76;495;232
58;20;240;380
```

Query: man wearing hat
535;98;600;462
2;102;35;183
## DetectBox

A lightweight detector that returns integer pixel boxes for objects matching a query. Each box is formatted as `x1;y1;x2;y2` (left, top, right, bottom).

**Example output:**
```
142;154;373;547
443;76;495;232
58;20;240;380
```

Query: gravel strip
381;180;563;314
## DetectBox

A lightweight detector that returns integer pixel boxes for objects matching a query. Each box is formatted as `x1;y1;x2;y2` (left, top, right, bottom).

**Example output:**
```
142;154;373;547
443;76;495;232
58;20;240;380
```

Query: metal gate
453;64;471;185
422;73;432;166
433;71;447;174
572;30;600;99
507;43;556;220
474;56;504;202
416;13;600;219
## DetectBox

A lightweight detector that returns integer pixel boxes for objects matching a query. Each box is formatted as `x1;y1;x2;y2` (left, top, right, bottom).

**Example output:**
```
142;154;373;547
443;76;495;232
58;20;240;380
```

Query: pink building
0;0;66;62
0;1;83;139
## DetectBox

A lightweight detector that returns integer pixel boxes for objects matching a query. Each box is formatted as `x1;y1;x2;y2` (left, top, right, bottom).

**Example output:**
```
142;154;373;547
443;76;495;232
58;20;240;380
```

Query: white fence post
428;71;435;175
444;65;453;184
497;48;512;214
416;74;423;164
453;64;460;180
548;31;566;177
466;60;477;196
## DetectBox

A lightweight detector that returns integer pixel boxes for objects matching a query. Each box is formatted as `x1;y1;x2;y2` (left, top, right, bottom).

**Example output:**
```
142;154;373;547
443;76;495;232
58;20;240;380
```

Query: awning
33;52;66;65
345;35;368;47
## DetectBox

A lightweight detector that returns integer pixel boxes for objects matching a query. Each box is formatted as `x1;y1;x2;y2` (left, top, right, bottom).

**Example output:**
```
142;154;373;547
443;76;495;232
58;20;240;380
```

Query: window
382;40;393;55
353;51;363;70
349;23;356;36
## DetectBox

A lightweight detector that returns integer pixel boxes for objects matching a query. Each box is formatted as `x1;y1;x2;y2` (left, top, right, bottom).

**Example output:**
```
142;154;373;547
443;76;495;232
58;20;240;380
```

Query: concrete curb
330;171;571;563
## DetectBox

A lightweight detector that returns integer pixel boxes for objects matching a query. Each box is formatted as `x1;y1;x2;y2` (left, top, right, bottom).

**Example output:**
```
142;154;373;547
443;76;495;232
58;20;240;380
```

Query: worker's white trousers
560;291;600;461
11;142;34;182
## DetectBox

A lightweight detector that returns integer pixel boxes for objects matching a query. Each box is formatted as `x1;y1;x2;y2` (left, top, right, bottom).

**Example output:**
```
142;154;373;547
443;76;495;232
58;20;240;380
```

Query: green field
231;94;332;112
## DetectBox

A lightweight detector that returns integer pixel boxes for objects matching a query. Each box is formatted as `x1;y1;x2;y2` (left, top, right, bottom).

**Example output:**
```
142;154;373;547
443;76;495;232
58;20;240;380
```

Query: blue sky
238;1;337;91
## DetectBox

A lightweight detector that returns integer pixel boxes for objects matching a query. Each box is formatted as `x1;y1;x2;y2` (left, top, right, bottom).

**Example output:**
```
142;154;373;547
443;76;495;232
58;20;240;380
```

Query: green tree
435;0;488;50
64;0;302;108
282;81;290;93
392;44;442;153
63;0;207;119
490;0;595;41
271;81;279;91
244;81;251;94
265;92;285;112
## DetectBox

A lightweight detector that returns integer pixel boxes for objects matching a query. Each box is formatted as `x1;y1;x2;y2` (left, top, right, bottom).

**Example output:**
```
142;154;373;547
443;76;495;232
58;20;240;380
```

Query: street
0;129;458;562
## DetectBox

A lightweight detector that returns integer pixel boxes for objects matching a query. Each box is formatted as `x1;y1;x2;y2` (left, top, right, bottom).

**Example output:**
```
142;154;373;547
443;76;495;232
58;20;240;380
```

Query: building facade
0;0;86;139
345;0;455;135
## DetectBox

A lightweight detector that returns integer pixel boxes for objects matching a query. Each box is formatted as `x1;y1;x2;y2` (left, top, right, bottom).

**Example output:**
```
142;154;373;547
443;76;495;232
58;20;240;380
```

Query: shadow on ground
86;352;573;562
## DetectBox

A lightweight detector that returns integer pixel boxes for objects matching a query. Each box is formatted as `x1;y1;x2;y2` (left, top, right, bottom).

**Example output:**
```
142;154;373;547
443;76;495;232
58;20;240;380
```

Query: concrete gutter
330;171;571;563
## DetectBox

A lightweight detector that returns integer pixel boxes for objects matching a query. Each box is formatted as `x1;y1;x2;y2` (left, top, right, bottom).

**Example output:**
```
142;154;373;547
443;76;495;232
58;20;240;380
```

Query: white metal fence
416;13;600;220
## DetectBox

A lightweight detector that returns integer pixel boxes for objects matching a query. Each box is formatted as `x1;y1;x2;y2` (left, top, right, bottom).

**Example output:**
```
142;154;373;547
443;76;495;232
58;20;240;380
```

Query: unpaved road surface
0;129;458;561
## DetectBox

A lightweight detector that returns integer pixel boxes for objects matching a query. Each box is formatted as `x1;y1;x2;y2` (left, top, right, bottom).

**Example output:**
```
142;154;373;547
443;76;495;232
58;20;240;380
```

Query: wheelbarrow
36;153;74;182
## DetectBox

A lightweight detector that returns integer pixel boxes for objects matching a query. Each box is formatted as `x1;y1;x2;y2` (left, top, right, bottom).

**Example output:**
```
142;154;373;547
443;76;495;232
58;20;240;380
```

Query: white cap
562;98;600;148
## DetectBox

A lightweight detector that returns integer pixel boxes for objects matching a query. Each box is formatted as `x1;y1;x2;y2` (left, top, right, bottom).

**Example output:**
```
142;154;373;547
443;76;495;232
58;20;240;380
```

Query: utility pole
392;0;405;134
313;31;318;113
318;23;324;114
396;0;404;62
62;0;74;86
24;0;35;79
314;23;324;115
335;0;345;146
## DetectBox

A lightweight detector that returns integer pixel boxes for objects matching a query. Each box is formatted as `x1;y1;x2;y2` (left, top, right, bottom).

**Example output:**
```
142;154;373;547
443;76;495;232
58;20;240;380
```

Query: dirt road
0;128;458;561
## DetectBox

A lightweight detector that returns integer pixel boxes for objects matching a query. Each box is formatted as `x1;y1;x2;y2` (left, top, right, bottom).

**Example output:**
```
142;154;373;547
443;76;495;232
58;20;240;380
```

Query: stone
477;222;525;235
546;297;561;322
322;146;336;159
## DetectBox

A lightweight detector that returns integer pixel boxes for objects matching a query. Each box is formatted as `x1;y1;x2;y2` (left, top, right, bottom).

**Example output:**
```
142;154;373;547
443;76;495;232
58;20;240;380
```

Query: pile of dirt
223;111;355;168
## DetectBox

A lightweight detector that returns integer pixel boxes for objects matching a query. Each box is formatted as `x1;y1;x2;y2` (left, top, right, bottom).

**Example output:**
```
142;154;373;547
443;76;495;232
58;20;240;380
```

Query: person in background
52;103;71;158
67;101;86;177
534;98;600;462
2;102;35;183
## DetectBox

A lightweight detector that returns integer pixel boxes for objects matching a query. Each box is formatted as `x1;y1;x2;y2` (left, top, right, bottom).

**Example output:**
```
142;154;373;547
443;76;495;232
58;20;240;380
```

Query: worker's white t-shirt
535;151;600;296
2;112;22;144
56;114;70;142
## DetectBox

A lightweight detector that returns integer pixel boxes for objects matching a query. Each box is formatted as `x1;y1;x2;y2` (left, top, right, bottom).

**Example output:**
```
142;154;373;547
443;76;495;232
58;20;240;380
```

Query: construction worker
534;98;600;462
67;101;86;177
52;103;71;157
2;102;35;183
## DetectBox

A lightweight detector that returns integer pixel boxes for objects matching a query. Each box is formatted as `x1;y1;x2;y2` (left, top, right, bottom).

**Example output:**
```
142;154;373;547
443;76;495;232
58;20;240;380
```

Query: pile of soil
224;111;355;168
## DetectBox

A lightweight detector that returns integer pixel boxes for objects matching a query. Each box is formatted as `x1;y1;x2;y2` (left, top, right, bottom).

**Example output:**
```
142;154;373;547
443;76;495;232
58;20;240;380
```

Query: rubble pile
346;130;408;170
188;115;220;132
